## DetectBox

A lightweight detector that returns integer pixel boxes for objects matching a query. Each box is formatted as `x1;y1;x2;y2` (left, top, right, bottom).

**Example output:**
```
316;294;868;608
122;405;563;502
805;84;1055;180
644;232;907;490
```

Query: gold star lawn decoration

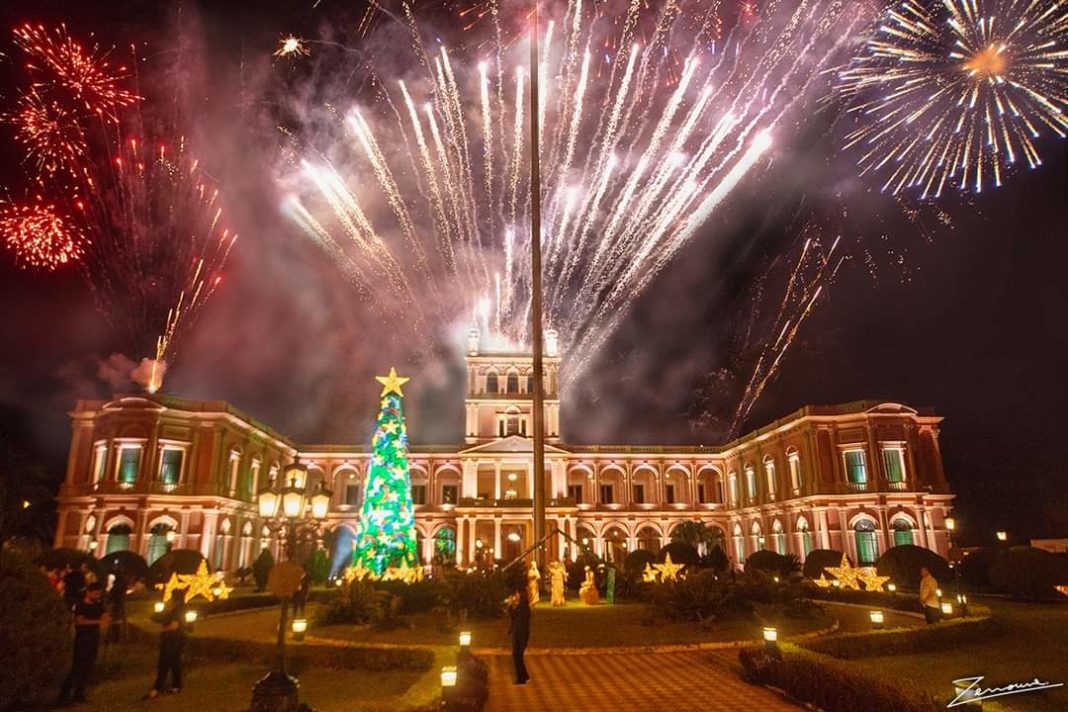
858;567;891;593
642;563;659;583
157;560;232;603
824;554;862;590
376;367;410;397
653;553;685;583
814;574;832;588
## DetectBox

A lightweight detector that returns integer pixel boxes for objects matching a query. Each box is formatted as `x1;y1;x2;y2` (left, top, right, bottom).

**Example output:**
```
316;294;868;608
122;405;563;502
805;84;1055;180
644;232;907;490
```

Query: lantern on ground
762;626;778;652
153;601;165;614
459;631;472;648
441;666;458;688
869;610;885;630
941;602;953;616
184;609;198;632
292;618;307;642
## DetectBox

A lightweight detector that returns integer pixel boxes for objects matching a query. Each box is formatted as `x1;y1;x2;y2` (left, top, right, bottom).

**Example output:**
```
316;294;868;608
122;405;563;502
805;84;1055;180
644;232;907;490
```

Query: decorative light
773;576;780;583
831;580;841;588
165;529;177;543
184;609;199;631
257;487;280;519
762;627;779;651
941;602;953;615
284;463;309;490
281;478;307;519
887;583;897;593
440;666;458;688
507;473;517;482
153;601;166;613
458;631;472;647
292;618;307;641
475;539;484;549
507;532;521;542
996;530;1007;542
88;540;98;550
212;586;222;598
310;484;332;520
936;588;943;599
956;593;968;605
869;610;885;630
945;517;956;532
581;537;590;546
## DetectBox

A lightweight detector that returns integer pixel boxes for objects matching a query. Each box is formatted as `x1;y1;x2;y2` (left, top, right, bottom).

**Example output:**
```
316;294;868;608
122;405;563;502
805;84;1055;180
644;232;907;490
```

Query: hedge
875;545;951;591
802;583;925;614
799;612;995;659
739;644;940;712
801;549;846;580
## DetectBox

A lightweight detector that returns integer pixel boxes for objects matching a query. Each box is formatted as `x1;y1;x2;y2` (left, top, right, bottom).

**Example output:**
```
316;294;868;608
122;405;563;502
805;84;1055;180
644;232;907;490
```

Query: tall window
633;483;645;504
773;521;786;554
228;451;241;492
506;372;519;394
442;484;458;505
506;415;521;436
344;483;362;506
599;484;614;504
882;448;906;483
105;524;131;554
744;466;756;502
411;484;427;505
714;478;724;504
160;448;183;485
697;483;706;504
797;519;813;557
844;450;868;485
763;458;777;500
665;483;676;504
854;519;878;564
728;473;738;507
249;457;263;497
118;446;141;484
485;372;498;393
435;527;457;559
788;450;802;493
146;523;172;564
892;519;914;546
92;444;107;483
733;528;745;564
567;484;583;503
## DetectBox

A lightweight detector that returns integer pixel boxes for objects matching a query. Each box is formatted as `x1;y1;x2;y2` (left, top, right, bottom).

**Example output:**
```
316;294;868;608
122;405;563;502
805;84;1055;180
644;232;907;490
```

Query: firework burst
0;200;86;270
837;0;1068;198
275;35;311;59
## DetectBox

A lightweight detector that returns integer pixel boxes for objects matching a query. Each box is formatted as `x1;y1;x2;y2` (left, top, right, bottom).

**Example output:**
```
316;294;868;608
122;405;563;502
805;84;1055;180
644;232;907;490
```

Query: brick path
484;650;797;711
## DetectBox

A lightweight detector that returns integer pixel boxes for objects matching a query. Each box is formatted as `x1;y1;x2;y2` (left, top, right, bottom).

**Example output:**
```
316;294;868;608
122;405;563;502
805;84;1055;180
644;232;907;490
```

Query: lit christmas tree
350;367;420;581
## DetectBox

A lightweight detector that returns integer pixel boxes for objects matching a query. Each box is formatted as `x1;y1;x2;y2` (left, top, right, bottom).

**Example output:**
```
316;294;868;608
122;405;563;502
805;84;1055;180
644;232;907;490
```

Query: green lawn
68;641;446;712
840;598;1068;711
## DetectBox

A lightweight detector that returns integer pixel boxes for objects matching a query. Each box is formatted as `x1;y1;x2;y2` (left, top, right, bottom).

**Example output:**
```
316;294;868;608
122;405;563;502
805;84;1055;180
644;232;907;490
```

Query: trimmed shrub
623;549;656;578
103;550;149;583
647;568;753;622
252;548;275;593
958;546;999;589
739;645;939;712
801;613;995;659
803;583;925;613
0;551;72;710
989;546;1068;600
148;549;208;587
699;544;730;572
744;550;801;579
801;549;846;580
659;541;699;567
875;545;951;591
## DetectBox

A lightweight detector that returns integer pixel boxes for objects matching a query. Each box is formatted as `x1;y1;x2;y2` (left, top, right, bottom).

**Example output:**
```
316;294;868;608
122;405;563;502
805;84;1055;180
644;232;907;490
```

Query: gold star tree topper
376;367;410;397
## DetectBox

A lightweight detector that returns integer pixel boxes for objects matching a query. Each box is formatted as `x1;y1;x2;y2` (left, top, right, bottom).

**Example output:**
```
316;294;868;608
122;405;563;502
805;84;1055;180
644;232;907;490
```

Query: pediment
459;435;570;455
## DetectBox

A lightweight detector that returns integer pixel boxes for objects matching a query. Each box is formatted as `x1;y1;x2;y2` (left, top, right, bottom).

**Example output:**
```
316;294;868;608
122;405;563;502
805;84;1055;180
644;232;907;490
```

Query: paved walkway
484;650;797;711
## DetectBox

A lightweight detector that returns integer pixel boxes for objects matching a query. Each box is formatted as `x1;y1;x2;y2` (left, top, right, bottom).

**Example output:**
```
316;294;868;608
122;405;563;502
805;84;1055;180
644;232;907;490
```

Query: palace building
54;328;956;572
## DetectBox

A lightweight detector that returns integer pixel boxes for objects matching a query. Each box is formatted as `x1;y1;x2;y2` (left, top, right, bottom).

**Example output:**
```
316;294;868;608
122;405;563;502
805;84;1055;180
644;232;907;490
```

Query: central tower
463;327;561;445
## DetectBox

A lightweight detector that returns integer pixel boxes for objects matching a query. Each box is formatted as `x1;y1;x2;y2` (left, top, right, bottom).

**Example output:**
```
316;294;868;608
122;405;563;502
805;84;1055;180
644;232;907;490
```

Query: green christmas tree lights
350;368;421;581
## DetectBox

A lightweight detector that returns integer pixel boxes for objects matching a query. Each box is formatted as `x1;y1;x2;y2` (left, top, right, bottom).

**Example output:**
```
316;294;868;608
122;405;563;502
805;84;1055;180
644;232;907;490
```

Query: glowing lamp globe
310;486;332;520
153;601;165;613
887;583;897;593
165;530;177;544
284;464;309;491
459;631;472;647
941;602;953;616
281;486;306;519
763;627;778;642
257;487;281;519
292;618;308;641
440;666;458;688
996;530;1007;542
184;609;199;630
945;517;956;532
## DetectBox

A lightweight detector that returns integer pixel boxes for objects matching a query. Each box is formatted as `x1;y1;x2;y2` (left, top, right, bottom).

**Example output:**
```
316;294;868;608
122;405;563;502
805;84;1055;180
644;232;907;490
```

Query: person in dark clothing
108;571;127;643
144;590;187;700
62;564;87;611
292;570;311;617
507;585;531;685
58;583;108;706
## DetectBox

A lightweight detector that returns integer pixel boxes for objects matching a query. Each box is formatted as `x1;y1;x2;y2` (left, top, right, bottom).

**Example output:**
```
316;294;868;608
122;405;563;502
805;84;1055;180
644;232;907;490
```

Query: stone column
456;517;466;566
816;508;831;549
467;518;477;564
494;517;502;559
494;461;502;500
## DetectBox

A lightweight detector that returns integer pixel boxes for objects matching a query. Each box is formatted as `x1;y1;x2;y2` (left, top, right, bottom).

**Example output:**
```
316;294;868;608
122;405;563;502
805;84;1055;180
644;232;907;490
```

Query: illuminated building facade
55;330;955;571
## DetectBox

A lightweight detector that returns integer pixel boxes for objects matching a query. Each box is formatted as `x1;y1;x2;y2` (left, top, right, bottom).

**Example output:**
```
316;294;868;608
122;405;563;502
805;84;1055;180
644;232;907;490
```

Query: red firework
13;23;140;120
0;201;86;271
10;88;89;178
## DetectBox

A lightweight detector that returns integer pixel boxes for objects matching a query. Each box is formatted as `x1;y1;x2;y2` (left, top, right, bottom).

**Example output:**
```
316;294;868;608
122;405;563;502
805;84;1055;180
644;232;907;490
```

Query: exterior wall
55;386;955;573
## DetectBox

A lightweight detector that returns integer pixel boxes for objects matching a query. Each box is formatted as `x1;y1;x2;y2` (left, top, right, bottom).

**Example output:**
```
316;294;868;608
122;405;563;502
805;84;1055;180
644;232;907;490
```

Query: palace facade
55;329;956;572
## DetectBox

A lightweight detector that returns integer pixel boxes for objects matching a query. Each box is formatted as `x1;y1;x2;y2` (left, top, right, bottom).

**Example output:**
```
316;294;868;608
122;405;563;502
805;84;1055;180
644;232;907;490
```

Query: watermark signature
948;676;1064;708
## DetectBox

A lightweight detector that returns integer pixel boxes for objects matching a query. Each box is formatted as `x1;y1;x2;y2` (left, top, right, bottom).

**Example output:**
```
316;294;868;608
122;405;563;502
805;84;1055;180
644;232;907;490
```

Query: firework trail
280;0;872;381
837;0;1068;198
1;26;235;392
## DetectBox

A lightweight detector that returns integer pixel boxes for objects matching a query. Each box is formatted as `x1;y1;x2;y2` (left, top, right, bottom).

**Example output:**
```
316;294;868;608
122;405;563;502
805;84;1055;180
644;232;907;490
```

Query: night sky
1;0;1065;546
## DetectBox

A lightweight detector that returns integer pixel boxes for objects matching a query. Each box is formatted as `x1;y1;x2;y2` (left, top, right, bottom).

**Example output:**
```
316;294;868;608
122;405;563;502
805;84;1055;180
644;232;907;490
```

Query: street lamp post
944;516;968;616
249;464;332;712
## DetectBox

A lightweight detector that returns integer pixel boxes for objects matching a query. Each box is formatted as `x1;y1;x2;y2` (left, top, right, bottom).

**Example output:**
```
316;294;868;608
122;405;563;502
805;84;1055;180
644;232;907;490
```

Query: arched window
733;524;745;564
506;372;519;394
146;523;173;564
434;527;457;560
728;472;738;507
854;519;878;565
796;517;813;557
105;523;132;555
485;372;499;393
787;448;802;493
744;466;756;503
763;457;777;500
892;518;915;547
772;520;786;554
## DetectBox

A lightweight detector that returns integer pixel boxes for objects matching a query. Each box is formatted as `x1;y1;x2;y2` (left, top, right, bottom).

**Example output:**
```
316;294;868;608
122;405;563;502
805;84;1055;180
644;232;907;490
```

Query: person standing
292;570;311;618
507;585;531;685
144;590;187;700
58;583;109;706
109;570;128;643
919;566;941;624
62;564;86;611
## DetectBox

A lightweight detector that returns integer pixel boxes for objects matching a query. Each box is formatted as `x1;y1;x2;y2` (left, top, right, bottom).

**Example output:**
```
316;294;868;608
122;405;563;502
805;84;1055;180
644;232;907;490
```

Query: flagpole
529;0;547;572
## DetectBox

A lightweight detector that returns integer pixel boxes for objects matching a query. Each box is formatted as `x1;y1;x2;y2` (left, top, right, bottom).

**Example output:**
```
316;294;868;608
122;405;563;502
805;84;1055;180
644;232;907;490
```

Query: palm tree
670;521;721;553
